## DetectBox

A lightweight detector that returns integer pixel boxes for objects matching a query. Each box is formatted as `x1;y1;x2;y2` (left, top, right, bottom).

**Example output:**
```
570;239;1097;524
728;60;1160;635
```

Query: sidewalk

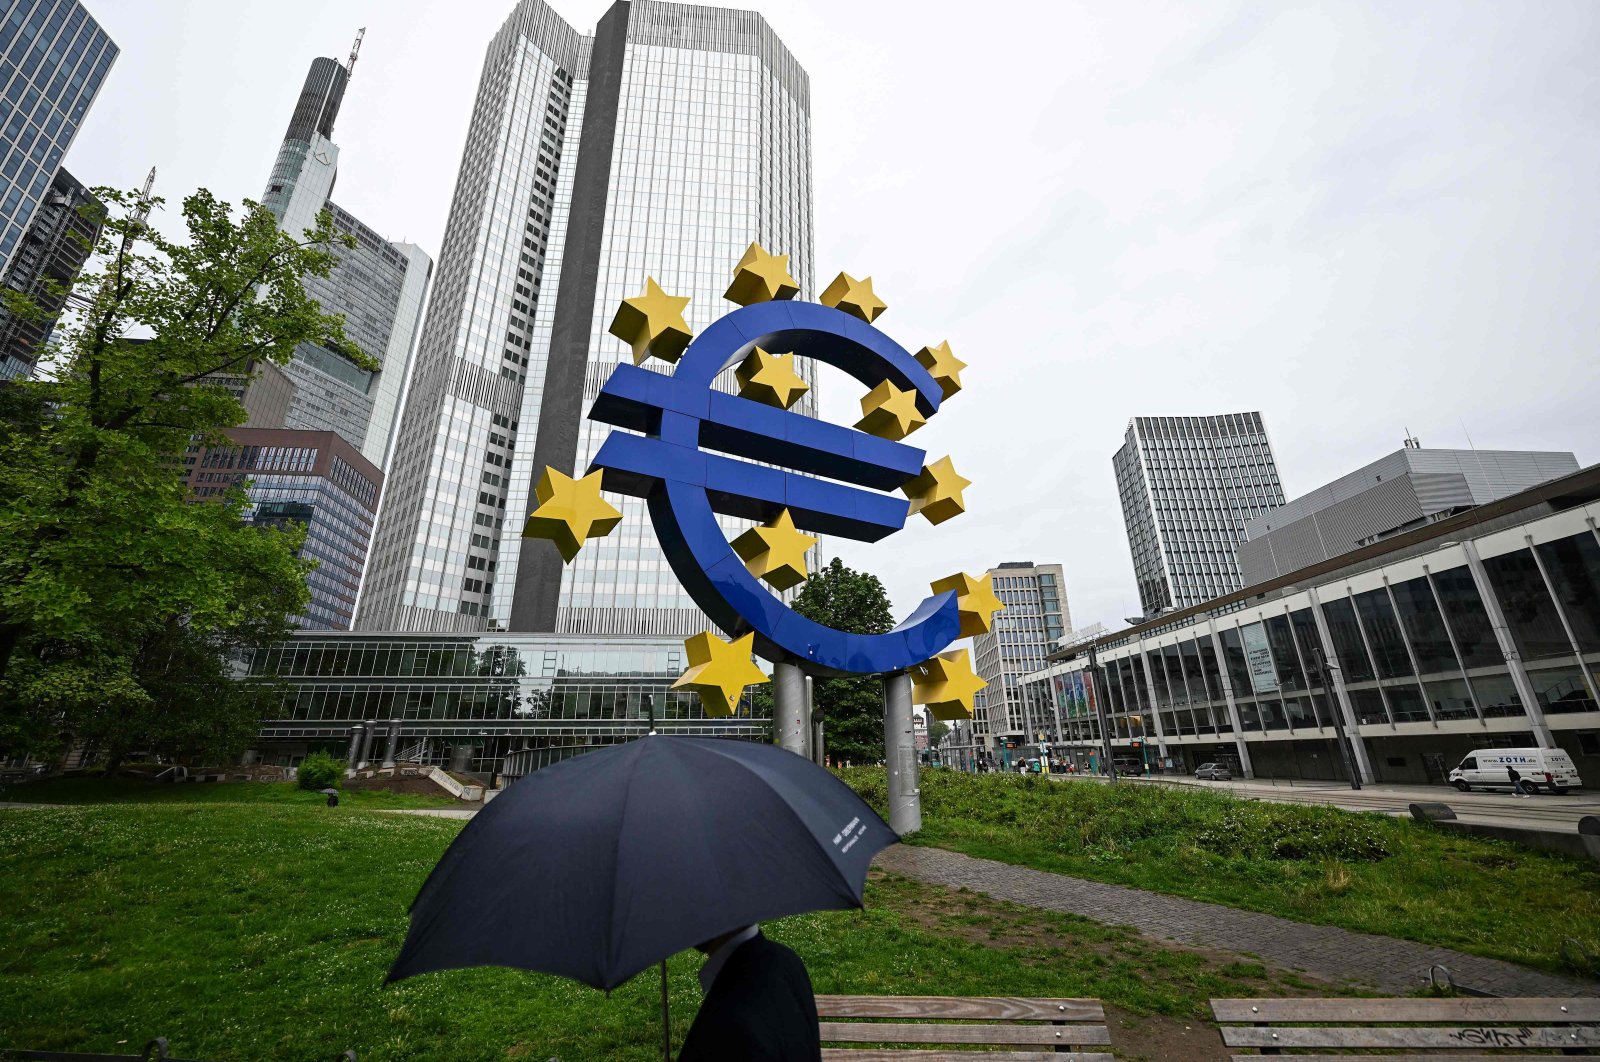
876;844;1598;997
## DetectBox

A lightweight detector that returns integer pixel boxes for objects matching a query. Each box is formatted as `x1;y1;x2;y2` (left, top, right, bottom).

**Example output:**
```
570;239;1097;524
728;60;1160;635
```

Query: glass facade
0;165;98;378
0;0;116;273
1021;494;1600;785
971;563;1071;749
359;0;815;639
244;631;765;773
1113;412;1285;616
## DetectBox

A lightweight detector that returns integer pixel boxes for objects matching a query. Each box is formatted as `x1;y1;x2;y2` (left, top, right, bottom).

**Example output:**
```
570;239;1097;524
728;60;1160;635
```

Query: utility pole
1309;645;1360;791
1088;645;1117;785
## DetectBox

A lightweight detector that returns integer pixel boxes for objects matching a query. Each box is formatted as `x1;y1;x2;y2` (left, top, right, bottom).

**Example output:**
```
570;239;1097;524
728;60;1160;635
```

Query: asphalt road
1109;774;1600;833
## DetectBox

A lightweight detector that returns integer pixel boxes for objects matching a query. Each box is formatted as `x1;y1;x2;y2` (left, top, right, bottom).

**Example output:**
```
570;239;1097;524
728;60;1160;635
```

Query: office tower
359;0;814;635
1240;442;1581;584
971;562;1070;754
1114;412;1286;618
183;428;383;630
262;53;433;468
0;0;116;274
0;166;99;378
200;358;297;429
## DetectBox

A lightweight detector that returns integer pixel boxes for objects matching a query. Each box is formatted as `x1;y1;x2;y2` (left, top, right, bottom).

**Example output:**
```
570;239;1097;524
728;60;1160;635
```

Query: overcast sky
70;0;1600;633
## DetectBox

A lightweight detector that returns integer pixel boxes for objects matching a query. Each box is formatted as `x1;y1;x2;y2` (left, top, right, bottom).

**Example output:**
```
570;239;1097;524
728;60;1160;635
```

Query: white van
1448;748;1582;795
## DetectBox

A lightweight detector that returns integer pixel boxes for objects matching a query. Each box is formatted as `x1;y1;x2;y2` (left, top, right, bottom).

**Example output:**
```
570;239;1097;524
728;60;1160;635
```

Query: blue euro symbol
587;299;960;676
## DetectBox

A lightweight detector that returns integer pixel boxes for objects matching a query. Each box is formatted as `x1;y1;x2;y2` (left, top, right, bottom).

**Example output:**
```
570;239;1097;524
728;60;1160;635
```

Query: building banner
1240;622;1279;694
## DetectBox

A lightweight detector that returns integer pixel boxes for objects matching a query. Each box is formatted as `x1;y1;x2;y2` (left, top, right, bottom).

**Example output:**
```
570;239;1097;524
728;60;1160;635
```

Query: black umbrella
388;735;897;1056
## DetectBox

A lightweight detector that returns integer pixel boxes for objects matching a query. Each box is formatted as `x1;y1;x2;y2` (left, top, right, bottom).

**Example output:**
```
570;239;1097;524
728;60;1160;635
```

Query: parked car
1194;762;1232;781
1448;748;1582;795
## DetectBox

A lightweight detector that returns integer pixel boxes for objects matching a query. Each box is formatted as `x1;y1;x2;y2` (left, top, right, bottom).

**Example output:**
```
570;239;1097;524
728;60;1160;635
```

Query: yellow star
930;571;1005;637
901;456;970;525
911;648;987;721
731;508;818;592
820;272;886;323
915;341;966;399
724;242;800;306
735;347;810;410
854;380;926;441
522;466;622;562
673;631;771;718
608;277;692;365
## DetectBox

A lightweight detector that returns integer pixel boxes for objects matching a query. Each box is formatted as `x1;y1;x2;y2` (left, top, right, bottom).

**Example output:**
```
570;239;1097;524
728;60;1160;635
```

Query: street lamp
1308;645;1360;791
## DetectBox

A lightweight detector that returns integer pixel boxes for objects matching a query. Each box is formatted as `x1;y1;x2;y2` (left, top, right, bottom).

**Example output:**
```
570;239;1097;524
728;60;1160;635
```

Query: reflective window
1535;533;1600;653
1354;588;1414;679
1320;596;1376;681
1389;576;1457;675
1430;567;1502;668
1483;549;1572;660
1265;615;1305;690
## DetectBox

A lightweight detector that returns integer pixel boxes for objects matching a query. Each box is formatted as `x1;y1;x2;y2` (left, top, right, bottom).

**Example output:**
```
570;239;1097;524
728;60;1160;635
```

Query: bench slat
821;1021;1111;1046
1212;996;1600;1023
824;1051;1113;1062
818;995;1104;1022
1222;1025;1600;1050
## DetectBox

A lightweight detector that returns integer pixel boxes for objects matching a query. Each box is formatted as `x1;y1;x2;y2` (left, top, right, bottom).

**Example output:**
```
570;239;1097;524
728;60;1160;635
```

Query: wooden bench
1212;996;1600;1059
816;995;1112;1060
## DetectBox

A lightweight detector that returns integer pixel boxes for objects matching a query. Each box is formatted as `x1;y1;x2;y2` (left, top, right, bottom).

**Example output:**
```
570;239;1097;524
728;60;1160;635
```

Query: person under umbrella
388;735;898;1060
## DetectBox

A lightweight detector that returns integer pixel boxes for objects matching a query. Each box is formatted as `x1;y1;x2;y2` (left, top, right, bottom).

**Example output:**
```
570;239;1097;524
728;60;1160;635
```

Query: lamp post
1309;645;1360;791
1088;644;1117;786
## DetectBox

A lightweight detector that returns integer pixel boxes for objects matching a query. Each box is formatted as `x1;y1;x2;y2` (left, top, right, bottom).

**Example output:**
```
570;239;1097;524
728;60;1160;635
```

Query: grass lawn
840;768;1600;978
0;802;1319;1061
2;776;461;810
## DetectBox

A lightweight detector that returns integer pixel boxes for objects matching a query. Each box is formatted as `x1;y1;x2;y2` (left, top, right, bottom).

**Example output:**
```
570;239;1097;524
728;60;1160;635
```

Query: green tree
927;719;950;748
0;186;362;765
792;557;895;765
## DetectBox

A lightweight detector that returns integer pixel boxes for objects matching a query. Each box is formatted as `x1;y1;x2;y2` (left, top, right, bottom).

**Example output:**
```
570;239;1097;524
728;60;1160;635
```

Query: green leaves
0;184;354;765
793;558;897;764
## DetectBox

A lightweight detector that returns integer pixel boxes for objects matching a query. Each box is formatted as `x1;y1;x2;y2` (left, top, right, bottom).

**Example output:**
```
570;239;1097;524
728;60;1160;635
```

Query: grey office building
262;55;433;470
970;562;1070;758
1114;413;1286;618
0;0;116;274
358;0;815;636
1240;443;1581;585
0;166;99;378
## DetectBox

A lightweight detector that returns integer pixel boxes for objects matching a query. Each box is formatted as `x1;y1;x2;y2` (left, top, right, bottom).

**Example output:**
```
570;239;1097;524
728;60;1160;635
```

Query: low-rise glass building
1024;464;1600;785
242;632;765;776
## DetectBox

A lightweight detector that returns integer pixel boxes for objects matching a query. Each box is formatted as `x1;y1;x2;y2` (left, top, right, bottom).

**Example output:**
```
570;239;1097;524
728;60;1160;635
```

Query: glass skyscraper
0;0;116;275
359;0;814;637
1114;412;1286;618
262;55;433;470
0;166;99;378
970;562;1070;757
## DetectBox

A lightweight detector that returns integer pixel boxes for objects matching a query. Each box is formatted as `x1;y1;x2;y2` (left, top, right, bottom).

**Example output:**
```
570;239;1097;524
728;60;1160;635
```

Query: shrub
297;751;344;791
1194;805;1391;862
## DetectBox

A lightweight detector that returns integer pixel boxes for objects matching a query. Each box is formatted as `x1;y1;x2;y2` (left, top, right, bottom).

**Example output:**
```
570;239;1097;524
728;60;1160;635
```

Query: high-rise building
0;0;117;274
1239;443;1580;584
359;0;814;636
262;54;433;469
971;561;1070;756
1114;412;1286;618
0;166;99;378
183;428;383;630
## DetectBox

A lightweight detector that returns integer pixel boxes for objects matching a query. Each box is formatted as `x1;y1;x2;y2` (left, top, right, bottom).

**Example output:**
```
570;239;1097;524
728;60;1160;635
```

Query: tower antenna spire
346;27;366;77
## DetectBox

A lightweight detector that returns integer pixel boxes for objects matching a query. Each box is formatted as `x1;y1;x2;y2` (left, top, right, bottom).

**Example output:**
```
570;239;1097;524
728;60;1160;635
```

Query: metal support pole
1088;647;1117;785
1310;646;1361;790
883;671;921;835
345;725;364;769
381;720;400;769
807;676;825;767
774;660;808;757
356;721;377;769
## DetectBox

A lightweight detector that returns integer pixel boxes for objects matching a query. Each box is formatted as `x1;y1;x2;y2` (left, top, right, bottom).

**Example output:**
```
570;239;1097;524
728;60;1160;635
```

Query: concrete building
0;0;116;274
1239;442;1580;584
971;561;1069;761
0;166;99;379
183;428;383;630
262;54;433;469
1024;462;1600;786
358;0;815;637
200;358;297;429
1114;412;1285;618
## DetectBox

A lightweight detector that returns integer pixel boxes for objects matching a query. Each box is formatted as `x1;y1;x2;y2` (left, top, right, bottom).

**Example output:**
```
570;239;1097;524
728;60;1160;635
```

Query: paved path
877;844;1598;997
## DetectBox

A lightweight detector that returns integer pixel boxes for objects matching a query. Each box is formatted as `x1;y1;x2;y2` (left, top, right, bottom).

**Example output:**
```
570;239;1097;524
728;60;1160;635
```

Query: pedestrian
1507;764;1529;798
679;923;821;1061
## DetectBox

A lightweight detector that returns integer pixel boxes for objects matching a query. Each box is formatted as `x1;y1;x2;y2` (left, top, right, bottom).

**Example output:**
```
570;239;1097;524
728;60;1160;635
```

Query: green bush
1194;805;1390;862
296;751;344;791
